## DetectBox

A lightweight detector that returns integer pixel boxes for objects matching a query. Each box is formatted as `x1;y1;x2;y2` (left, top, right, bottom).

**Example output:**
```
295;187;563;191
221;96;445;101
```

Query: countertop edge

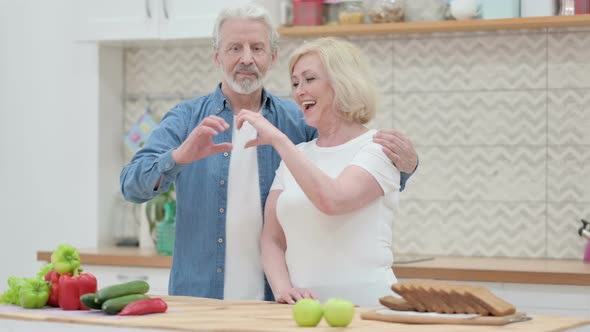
37;249;590;286
392;266;590;286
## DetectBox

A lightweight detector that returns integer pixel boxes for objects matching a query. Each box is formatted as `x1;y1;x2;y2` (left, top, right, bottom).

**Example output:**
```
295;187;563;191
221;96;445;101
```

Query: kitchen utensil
578;219;590;263
559;0;576;15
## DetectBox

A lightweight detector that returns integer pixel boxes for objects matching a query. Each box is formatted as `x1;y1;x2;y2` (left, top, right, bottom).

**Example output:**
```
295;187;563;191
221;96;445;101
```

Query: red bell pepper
58;269;97;310
118;298;168;316
44;270;61;307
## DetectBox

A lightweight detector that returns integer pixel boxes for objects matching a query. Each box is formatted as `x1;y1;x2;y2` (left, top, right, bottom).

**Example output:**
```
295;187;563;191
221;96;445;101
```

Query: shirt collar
213;83;273;115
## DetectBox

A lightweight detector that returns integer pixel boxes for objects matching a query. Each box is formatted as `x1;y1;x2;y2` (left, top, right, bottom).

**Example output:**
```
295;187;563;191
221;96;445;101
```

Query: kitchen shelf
277;15;590;37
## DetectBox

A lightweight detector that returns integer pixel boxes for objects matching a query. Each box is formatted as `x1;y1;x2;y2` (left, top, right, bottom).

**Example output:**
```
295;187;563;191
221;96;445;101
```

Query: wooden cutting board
361;309;531;326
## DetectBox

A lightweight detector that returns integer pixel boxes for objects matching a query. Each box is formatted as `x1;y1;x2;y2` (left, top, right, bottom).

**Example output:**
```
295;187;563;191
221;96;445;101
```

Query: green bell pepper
19;278;49;309
51;244;81;274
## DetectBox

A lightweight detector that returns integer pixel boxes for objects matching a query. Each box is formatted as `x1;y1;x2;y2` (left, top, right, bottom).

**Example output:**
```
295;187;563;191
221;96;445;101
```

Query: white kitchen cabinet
76;0;244;41
89;265;170;296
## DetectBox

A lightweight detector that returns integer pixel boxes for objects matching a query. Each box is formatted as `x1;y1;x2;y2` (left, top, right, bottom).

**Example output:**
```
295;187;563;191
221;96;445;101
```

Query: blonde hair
288;37;378;124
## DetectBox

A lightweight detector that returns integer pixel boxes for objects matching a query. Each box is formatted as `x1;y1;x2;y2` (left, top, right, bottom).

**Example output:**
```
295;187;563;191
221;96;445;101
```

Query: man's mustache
233;64;260;77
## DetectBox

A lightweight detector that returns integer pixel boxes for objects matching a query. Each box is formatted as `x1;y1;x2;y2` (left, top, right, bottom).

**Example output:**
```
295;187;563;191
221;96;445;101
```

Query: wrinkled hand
235;109;285;148
373;130;418;173
275;287;318;305
172;115;233;164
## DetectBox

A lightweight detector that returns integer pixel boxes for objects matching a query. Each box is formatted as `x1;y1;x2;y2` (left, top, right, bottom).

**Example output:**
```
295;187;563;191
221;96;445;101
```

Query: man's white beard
223;64;264;95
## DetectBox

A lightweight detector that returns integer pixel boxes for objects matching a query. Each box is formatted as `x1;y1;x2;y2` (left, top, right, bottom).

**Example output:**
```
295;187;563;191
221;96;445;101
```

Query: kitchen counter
1;296;589;332
37;248;590;286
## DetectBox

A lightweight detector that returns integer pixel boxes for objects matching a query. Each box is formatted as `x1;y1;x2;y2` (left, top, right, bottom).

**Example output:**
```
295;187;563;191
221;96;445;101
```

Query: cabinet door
76;0;159;41
158;0;243;39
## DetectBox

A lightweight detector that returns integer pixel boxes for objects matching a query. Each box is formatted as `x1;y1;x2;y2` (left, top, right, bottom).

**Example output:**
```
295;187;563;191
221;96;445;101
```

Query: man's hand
172;115;233;165
373;130;418;173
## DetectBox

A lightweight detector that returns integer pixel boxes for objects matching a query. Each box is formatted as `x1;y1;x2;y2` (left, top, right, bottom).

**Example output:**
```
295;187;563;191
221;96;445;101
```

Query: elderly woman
235;37;399;307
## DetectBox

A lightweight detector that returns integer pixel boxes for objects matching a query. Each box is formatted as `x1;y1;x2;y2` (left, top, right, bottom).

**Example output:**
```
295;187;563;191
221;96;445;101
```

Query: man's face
214;18;277;95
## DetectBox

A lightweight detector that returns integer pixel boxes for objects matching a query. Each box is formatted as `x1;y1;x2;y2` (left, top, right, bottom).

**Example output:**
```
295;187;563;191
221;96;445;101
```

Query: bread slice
379;295;415;311
392;282;427;312
463;285;516;316
390;281;516;316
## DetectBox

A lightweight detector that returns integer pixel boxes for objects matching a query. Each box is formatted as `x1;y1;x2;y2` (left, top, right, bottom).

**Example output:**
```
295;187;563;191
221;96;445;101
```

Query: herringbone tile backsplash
124;29;590;260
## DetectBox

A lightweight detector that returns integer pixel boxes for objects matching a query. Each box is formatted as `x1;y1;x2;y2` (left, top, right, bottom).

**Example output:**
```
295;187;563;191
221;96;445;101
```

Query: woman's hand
275;287;319;305
235;109;286;148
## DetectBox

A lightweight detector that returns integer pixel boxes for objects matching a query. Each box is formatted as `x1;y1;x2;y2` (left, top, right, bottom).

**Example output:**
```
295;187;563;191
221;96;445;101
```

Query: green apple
292;299;324;327
323;298;354;327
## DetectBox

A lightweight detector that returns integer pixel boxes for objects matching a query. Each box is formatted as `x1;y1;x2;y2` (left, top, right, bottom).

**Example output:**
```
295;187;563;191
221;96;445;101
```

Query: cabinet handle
162;0;170;20
145;0;152;19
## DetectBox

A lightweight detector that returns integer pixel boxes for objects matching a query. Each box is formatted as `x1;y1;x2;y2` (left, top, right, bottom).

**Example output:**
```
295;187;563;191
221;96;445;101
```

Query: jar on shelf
404;0;448;22
280;0;294;26
339;0;364;24
366;0;404;23
323;0;342;25
294;0;324;26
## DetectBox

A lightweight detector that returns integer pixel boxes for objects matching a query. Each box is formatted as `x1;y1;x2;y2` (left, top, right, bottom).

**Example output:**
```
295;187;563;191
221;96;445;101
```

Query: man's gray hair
212;3;279;51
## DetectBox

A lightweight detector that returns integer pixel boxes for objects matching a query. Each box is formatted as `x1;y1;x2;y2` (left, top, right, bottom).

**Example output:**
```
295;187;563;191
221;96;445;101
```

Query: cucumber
101;294;150;315
96;280;150;303
80;293;102;310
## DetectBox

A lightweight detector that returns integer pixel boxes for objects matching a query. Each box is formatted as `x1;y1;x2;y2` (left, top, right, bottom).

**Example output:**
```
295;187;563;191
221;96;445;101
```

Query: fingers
197;126;220;138
373;137;403;156
281;292;296;305
300;288;317;300
210;142;233;154
236;109;259;130
381;147;402;168
289;289;303;303
200;115;229;133
373;131;418;173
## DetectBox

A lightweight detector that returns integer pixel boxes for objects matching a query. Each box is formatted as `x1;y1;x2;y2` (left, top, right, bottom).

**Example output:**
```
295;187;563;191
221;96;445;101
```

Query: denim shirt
120;84;413;301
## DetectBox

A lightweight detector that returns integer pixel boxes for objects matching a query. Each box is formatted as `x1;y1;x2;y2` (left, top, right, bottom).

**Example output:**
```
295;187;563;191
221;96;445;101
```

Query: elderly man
120;3;417;301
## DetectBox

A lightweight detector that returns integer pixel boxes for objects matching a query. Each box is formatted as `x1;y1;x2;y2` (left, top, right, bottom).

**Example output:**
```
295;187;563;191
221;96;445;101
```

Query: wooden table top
1;296;589;332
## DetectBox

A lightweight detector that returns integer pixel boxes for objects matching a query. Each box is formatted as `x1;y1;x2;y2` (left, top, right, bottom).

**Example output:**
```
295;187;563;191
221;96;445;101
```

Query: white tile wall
124;28;590;260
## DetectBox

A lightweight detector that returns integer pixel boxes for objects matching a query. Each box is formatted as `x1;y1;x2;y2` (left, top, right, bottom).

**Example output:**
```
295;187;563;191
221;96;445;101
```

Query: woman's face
291;53;335;129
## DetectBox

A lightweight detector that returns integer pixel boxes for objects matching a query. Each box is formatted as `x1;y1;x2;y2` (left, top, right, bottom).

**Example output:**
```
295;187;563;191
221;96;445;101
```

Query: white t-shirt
270;129;400;306
223;118;265;300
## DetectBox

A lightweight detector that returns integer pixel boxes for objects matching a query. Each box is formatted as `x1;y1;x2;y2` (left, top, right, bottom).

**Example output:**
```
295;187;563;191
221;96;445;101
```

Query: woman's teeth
302;101;316;110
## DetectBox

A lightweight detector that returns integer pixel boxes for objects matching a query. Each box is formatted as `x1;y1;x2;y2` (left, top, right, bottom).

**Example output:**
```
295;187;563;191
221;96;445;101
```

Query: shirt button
217;268;222;273
223;152;229;157
219;208;225;213
165;163;170;168
218;238;223;243
219;180;225;185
